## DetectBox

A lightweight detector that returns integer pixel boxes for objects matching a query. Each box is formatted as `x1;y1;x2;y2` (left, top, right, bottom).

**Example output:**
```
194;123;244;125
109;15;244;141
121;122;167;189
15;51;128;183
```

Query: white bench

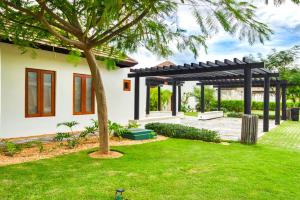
198;111;224;120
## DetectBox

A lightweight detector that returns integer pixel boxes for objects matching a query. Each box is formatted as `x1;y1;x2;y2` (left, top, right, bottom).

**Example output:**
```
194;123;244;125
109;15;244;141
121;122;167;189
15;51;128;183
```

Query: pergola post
244;66;252;114
178;84;182;112
172;81;177;116
201;83;205;113
275;81;281;125
146;83;150;115
281;84;287;120
217;86;221;111
263;74;270;132
157;85;161;111
134;77;140;120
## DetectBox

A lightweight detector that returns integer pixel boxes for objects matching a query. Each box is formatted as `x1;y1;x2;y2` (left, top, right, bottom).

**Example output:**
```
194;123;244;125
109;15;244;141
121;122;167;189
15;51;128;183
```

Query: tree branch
90;8;137;41
91;9;149;47
36;0;83;37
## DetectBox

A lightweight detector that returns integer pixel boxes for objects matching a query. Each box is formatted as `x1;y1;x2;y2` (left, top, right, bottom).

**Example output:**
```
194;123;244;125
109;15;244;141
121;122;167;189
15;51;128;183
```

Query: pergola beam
172;81;177;116
275;82;281;125
263;74;270;132
134;77;140;120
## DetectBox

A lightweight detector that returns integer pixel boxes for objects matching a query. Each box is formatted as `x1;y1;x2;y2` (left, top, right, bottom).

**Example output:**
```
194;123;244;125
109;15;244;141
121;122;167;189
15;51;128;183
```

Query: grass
260;121;300;151
184;111;198;117
0;122;300;200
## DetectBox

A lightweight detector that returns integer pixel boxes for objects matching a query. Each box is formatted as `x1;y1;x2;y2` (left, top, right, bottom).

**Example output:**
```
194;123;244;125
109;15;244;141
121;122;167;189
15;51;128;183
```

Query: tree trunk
84;49;109;154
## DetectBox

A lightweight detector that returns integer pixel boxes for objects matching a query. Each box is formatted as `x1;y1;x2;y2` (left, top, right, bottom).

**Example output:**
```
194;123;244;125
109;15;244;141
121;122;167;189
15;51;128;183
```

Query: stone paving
181;117;276;141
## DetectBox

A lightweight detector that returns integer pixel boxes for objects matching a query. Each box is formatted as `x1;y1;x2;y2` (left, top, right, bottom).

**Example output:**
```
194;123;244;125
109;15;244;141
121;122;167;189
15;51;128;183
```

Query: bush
226;112;243;118
145;123;220;142
1;141;21;156
54;132;71;141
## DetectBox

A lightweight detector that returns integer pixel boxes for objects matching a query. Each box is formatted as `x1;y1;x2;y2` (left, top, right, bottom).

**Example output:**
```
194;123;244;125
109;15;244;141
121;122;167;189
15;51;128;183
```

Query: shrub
145;123;220;142
57;121;79;133
21;141;44;153
67;137;80;149
1;141;21;156
227;112;243;118
108;120;129;138
80;125;97;139
128;121;140;129
54;132;71;141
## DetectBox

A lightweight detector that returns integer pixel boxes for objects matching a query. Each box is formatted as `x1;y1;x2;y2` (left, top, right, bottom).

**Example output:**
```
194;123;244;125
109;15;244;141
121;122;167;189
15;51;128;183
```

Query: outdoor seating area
128;57;296;141
198;111;224;120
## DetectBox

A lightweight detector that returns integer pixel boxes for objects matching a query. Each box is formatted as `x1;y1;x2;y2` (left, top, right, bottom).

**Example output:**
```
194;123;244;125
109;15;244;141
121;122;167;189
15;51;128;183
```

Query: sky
130;0;300;68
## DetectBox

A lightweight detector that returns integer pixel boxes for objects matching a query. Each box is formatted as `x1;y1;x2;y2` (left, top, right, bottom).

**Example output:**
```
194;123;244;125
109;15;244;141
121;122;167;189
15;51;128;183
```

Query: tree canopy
0;0;273;61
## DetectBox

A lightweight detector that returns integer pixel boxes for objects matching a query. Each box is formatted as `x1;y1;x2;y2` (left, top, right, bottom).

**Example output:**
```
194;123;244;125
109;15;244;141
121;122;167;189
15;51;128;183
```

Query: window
123;80;131;91
73;74;95;115
25;68;56;117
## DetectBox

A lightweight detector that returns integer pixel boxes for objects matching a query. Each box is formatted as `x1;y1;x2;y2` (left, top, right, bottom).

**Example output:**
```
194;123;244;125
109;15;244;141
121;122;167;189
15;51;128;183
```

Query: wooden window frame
25;68;56;118
73;73;95;115
123;79;131;91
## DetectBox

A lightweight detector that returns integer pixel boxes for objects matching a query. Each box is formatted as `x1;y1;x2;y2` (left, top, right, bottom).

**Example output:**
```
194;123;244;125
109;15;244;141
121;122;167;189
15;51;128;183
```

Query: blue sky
130;1;300;68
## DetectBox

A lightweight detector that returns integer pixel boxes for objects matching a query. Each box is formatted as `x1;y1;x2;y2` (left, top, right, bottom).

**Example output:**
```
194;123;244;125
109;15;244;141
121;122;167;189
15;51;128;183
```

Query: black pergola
128;57;287;132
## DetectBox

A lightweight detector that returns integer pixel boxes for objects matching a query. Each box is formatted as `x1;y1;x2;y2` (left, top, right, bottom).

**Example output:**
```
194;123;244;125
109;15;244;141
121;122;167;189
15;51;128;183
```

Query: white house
0;41;141;138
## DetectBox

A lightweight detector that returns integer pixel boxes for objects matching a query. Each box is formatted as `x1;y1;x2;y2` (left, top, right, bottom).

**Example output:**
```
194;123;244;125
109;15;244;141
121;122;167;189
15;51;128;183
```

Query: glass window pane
28;72;38;114
85;77;93;112
43;73;52;114
74;77;82;112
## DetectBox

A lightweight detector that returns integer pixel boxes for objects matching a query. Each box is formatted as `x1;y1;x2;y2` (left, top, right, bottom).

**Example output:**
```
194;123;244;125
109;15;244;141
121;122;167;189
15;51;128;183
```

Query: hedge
227;112;276;119
145;123;220;142
208;100;300;113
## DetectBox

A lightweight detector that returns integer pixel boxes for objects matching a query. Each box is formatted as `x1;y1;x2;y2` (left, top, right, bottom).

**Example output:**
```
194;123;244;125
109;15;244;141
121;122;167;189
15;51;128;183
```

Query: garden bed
0;135;167;166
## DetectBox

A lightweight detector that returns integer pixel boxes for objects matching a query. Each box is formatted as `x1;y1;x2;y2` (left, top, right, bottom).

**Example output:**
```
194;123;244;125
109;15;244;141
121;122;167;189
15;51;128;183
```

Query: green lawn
1;122;300;200
260;121;300;151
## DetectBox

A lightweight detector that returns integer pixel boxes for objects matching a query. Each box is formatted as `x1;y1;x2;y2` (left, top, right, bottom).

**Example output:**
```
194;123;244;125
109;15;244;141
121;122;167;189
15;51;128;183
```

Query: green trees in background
251;45;300;105
193;86;216;112
150;87;172;111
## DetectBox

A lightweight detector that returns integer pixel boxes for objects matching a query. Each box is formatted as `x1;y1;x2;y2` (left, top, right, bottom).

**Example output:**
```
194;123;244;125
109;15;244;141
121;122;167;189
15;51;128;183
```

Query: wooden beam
201;83;205;113
134;77;140;120
244;65;252;114
157;86;161;111
263;74;270;132
275;82;281;125
146;83;150;115
282;84;287;120
172;81;177;116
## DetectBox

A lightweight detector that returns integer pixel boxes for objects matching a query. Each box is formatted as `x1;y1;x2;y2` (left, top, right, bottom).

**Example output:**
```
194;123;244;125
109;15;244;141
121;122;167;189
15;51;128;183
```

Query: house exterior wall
0;43;134;138
221;88;276;102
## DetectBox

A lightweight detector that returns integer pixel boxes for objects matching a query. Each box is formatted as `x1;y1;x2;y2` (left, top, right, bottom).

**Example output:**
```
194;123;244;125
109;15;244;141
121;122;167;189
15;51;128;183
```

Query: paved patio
181;117;276;141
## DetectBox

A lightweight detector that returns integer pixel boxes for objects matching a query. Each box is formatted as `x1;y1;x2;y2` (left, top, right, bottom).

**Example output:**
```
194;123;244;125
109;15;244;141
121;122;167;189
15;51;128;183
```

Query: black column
178;85;182;112
172;81;177;116
200;83;205;113
157;86;161;111
263;74;270;132
134;77;140;120
146;84;150;115
281;84;287;120
217;86;221;111
275;82;281;125
244;66;252;114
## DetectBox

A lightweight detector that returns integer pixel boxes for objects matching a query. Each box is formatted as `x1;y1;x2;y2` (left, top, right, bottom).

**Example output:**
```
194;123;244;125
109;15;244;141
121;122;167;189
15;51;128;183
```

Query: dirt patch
0;135;168;166
89;151;123;159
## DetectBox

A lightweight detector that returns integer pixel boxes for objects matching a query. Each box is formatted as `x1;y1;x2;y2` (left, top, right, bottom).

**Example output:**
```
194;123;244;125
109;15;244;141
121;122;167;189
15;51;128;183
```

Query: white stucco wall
0;43;135;138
